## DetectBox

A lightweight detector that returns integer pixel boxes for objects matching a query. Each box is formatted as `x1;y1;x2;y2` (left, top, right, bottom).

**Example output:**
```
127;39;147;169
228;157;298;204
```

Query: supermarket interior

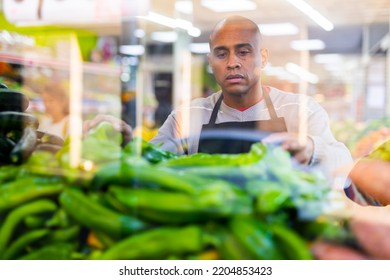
0;0;390;261
0;0;389;153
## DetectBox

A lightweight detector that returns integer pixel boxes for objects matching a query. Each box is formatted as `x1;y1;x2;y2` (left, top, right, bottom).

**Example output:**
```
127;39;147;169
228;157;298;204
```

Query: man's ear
260;48;269;68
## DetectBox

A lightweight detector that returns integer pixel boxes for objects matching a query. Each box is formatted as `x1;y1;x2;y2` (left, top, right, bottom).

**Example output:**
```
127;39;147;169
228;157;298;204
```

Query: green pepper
47;226;80;242
229;216;283;260
59;187;148;238
0;176;65;213
268;223;313;260
0;199;57;253
1;229;49;260
216;229;253;260
109;181;252;224
18;242;74;260
0;165;20;184
23;215;47;229
100;225;205;260
92;157;209;194
123;137;177;163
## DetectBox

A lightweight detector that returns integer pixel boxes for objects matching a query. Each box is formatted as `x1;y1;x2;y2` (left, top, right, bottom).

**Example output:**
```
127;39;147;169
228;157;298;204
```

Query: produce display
369;138;390;161
0;119;354;260
349;117;390;159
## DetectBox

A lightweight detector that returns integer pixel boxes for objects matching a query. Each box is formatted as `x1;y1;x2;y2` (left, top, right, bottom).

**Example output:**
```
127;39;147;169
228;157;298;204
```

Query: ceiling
1;0;389;83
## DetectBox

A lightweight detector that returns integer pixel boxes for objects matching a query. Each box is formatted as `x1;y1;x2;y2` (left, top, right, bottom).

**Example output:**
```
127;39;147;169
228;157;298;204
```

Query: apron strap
208;93;223;126
208;88;279;124
263;87;278;120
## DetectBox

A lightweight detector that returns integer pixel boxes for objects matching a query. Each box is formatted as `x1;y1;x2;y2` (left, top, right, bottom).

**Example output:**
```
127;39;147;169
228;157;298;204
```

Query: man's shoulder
172;91;221;115
184;91;221;109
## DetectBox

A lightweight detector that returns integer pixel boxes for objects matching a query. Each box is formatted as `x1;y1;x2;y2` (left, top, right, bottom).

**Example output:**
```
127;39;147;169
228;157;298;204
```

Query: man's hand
349;159;390;206
83;114;133;144
262;132;314;165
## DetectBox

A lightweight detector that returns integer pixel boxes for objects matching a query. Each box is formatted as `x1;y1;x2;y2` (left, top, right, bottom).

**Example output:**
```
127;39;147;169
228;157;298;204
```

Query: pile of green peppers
0;123;353;260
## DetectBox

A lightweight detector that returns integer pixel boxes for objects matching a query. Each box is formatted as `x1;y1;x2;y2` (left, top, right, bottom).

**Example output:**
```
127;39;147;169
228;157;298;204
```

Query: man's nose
227;55;241;69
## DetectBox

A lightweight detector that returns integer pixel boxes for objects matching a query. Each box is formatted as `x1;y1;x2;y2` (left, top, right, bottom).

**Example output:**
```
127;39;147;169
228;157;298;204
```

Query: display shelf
0;52;120;75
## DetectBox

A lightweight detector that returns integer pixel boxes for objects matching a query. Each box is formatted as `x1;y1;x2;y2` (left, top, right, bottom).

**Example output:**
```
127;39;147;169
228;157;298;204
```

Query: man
150;15;352;179
85;15;352;181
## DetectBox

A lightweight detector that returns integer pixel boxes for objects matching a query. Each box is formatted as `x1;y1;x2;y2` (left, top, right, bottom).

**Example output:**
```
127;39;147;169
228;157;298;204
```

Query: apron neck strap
262;87;278;120
209;87;278;125
208;93;223;125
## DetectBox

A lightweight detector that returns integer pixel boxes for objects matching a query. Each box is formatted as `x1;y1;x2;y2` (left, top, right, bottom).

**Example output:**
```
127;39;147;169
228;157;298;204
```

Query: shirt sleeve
149;112;188;155
306;98;353;184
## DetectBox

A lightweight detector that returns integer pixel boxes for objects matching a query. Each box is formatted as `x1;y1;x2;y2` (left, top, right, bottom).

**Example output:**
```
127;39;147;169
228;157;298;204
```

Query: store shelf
0;52;120;75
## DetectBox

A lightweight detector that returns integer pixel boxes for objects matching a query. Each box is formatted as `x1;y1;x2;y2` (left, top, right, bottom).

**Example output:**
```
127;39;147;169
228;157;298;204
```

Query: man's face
208;23;268;96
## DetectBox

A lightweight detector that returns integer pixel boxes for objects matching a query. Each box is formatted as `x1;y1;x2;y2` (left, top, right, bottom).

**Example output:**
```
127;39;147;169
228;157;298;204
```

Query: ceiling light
290;39;325;50
314;54;343;64
259;23;299;36
190;43;210;54
119;45;145;56
201;0;256;13
285;63;319;84
151;31;178;43
138;12;201;38
175;0;193;14
139;12;177;28
134;29;145;38
286;0;334;31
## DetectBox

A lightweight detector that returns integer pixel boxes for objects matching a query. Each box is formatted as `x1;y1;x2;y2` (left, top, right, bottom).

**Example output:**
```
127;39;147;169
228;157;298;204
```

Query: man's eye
238;50;250;56
215;52;227;59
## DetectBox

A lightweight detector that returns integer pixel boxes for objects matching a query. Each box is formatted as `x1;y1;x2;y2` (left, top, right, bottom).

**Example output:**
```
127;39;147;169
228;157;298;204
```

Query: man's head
208;16;268;100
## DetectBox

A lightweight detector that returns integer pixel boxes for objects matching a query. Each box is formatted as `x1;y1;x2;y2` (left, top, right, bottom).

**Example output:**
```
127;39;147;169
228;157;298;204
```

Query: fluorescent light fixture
151;31;178;43
314;53;343;64
134;29;145;38
201;0;256;13
139;12;201;37
290;39;325;50
286;0;334;31
188;27;201;37
119;45;145;56
175;0;193;14
190;43;210;54
259;23;299;36
285;63;319;84
139;11;177;28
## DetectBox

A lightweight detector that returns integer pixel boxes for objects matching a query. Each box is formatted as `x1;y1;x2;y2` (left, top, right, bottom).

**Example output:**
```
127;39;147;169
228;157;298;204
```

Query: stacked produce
0;121;353;260
349;117;390;159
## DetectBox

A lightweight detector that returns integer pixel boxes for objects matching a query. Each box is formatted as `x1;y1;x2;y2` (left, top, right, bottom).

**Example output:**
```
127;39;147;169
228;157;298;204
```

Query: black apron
198;88;287;154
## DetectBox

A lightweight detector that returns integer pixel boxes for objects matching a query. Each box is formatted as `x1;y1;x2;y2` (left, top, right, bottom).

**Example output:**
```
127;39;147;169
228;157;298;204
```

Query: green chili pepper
47;226;80;242
23;215;47;229
59;187;148;239
92;157;208;194
0;176;65;213
100;225;205;260
18;242;74;260
1;229;49;260
268;223;313;260
109;182;252;224
0;199;57;253
229;216;283;260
